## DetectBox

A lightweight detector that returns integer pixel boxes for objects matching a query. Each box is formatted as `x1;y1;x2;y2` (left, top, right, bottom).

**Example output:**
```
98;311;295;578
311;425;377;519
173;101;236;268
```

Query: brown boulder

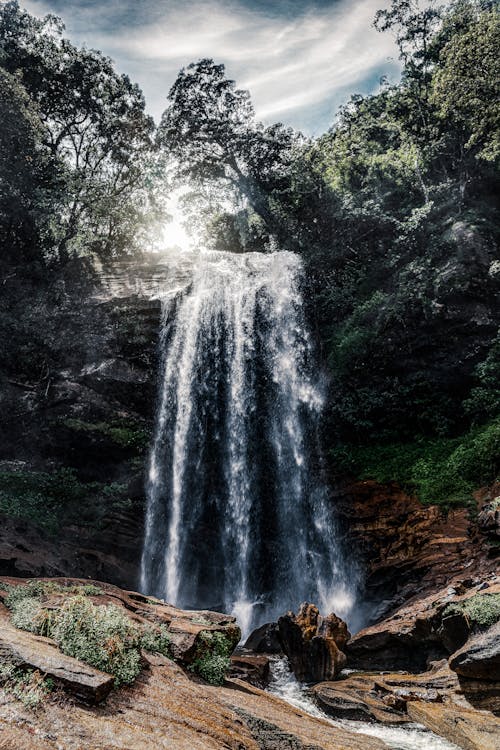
229;653;270;688
278;602;348;682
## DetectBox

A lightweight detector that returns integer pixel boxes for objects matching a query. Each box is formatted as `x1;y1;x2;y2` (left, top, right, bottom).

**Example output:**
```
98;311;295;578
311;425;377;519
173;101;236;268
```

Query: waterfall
140;249;355;635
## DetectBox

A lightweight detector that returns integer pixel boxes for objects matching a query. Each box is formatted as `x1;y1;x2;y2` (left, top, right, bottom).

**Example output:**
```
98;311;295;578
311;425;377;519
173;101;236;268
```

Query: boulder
229;653;270;688
346;579;500;672
244;621;282;653
0;620;113;704
408;700;500;750
278;603;348;683
449;621;500;680
313;660;457;725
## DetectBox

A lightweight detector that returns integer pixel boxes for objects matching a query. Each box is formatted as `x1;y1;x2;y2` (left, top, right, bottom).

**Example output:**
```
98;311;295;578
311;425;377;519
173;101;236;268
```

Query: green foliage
444;593;500;629
332;418;500;507
0;0;166;265
0;663;54;708
4;580;102;609
52;596;141;686
432;5;500;163
62;418;150;452
139;624;172;656
5;582;172;686
0;466;135;532
0;468;87;532
189;630;233;686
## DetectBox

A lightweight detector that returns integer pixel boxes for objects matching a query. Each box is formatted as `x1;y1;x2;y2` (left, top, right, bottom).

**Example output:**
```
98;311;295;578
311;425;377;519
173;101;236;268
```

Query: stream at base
268;658;460;750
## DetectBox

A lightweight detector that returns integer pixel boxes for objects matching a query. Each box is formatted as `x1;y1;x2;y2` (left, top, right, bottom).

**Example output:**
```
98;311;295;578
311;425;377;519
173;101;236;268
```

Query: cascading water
140;249;356;634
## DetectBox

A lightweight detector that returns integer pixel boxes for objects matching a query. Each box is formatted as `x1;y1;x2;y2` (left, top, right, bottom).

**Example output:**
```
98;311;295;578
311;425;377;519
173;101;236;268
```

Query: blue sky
23;0;401;135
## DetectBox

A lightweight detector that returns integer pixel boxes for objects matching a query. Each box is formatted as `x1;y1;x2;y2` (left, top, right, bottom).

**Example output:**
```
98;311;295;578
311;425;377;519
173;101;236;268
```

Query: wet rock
0;619;114;703
408;700;500;750
449;622;500;680
346;578;500;672
278;603;348;682
313;674;410;724
244;621;282;653
229;654;271;688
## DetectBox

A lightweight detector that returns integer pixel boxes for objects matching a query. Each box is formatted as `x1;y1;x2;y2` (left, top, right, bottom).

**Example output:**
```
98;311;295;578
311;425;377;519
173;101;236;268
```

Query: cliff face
0;259;168;587
338;480;499;626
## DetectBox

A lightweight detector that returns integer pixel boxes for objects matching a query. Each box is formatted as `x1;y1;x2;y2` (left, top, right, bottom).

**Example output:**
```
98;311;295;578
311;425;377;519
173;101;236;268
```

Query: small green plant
0;663;54;709
52;596;142;686
444;593;500;629
4;580;102;609
189;631;233;686
139;624;171;657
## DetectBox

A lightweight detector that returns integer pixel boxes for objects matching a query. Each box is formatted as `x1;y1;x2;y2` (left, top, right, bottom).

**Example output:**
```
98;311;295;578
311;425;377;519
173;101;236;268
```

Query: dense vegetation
0;0;498;514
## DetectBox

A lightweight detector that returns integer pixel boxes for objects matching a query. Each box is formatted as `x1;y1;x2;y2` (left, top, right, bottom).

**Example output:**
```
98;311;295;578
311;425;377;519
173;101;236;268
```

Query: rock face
449;621;500;680
346;578;500;672
338;480;499;626
277;603;348;682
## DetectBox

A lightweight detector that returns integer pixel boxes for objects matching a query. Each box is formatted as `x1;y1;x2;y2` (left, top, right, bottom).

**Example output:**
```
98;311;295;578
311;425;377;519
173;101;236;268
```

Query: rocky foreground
1;576;499;750
0;577;388;750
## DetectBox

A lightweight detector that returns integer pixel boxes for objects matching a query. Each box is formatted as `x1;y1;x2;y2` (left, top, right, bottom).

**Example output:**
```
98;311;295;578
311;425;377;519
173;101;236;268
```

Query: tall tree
158;58;298;232
0;0;162;261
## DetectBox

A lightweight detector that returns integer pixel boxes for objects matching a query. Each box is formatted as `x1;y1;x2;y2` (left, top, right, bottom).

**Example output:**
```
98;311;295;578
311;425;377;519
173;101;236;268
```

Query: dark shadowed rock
278;603;348;683
449;621;500;680
229;654;271;688
244;621;282;653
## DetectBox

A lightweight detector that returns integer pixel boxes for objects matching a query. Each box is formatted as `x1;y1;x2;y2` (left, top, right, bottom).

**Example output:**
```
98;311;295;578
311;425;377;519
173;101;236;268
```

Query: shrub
5;582;174;687
0;663;54;709
139;624;171;657
4;580;102;609
332;418;500;508
52;596;141;686
444;593;500;629
190;631;233;686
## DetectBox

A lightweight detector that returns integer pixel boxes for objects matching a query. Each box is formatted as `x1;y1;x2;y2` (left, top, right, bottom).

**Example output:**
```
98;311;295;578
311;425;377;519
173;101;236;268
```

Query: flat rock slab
408;700;500;750
0;620;113;704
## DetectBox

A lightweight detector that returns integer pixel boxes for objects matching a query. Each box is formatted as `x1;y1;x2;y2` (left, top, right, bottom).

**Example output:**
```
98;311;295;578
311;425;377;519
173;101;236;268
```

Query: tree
0;1;162;261
158;59;298;231
0;66;61;264
431;4;500;165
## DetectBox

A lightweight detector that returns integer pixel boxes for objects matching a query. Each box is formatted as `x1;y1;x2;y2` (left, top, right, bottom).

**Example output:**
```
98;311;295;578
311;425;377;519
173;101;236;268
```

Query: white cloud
21;0;400;133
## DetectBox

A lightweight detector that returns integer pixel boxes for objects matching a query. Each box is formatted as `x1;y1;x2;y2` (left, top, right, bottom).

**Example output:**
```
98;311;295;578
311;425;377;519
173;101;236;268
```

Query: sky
22;0;401;135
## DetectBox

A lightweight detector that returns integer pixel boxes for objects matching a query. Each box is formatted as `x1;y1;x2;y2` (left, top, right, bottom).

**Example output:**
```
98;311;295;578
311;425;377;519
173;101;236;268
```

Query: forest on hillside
0;0;499;515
